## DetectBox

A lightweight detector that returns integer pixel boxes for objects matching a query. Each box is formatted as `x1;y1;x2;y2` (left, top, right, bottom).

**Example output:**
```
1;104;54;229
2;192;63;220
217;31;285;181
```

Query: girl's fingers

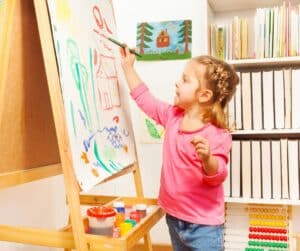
191;136;207;145
120;47;125;57
120;46;130;57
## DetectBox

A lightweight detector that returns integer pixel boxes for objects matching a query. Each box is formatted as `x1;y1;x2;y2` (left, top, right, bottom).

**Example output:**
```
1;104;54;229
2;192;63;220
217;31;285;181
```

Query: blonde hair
192;55;239;130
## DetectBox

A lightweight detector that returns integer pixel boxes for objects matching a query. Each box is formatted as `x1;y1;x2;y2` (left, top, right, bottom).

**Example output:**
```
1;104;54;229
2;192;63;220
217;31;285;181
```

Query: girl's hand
120;47;136;71
191;135;211;163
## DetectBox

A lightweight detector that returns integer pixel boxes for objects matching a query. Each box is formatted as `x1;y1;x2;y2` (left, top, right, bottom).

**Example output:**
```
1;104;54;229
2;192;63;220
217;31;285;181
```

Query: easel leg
143;233;153;251
64;215;72;251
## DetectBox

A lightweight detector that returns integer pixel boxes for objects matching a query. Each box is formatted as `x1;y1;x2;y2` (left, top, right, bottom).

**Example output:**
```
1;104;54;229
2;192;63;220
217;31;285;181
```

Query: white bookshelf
229;56;300;69
232;129;300;140
226;197;300;206
206;1;300;249
208;0;283;12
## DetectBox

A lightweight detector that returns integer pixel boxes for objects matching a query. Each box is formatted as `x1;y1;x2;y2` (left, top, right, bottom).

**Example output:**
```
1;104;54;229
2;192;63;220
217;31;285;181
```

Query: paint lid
87;206;116;218
136;203;147;210
113;201;125;208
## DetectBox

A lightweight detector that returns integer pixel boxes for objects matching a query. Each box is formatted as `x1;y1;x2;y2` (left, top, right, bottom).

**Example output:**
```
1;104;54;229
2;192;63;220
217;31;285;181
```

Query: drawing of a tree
178;20;191;53
137;22;154;54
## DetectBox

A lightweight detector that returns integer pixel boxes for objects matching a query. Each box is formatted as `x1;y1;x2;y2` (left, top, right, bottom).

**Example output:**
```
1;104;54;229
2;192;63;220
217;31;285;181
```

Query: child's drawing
136;19;192;61
47;0;136;191
140;112;165;144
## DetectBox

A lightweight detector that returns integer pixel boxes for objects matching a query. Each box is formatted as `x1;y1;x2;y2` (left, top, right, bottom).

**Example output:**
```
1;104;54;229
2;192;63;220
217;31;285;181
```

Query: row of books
224;139;300;201
209;17;248;60
228;68;300;130
254;1;300;58
209;0;300;60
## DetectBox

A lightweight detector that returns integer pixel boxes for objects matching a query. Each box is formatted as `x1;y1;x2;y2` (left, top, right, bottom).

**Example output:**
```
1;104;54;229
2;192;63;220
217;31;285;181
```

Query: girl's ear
198;89;213;104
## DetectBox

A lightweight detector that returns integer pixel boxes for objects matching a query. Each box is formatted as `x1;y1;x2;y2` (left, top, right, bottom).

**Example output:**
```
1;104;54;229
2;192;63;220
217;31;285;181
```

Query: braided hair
193;55;239;129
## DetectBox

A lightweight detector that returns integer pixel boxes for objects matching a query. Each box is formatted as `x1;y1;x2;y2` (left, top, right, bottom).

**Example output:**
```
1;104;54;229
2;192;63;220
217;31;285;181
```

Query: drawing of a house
95;54;121;110
156;29;170;48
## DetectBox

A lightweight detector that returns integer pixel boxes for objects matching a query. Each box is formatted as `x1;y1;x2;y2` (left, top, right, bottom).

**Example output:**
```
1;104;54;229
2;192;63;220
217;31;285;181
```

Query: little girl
120;47;239;251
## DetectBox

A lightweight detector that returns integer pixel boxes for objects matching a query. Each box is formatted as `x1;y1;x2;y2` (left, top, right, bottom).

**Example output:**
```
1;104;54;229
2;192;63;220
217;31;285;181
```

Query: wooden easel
0;0;164;250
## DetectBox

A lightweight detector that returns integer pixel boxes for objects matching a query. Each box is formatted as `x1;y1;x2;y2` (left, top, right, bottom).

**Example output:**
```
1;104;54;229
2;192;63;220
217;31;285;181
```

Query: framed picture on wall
136;19;192;61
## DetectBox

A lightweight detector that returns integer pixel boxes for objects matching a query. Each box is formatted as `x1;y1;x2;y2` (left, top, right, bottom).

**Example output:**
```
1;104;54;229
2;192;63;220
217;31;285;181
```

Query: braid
193;55;239;129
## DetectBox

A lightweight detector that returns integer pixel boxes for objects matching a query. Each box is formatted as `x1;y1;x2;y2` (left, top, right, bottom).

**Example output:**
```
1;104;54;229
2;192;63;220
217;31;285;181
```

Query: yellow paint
123;144;128;153
91;168;99;177
81;152;89;164
54;0;71;23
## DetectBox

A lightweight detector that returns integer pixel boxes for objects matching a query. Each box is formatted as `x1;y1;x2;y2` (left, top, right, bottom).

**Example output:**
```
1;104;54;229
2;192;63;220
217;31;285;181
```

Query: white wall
0;0;208;249
0;175;68;251
110;0;208;244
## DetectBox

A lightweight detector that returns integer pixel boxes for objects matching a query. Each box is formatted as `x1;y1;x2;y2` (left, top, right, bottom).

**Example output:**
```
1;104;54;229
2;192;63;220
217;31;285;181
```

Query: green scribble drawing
67;39;91;130
70;101;77;136
145;118;161;139
93;142;112;174
109;160;120;172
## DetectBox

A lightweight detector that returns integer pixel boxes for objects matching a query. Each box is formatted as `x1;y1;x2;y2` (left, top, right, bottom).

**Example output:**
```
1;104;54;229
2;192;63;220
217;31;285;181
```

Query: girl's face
174;61;206;109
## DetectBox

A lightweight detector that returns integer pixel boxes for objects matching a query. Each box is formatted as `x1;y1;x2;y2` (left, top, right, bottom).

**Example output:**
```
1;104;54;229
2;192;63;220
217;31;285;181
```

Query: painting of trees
178;20;192;53
136;22;154;54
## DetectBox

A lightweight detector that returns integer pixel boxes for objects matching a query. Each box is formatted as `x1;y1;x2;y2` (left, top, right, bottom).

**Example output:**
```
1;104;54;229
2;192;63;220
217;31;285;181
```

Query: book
241;141;251;198
232;16;241;59
251;141;261;199
284;68;292;128
224;152;231;197
262;71;274;129
291;69;300;128
228;94;235;129
231;140;241;197
274;70;285;129
235;72;242;129
241;72;252;130
271;140;281;199
261;140;272;199
280;139;289;199
216;25;225;59
251;71;263;130
288;140;299;200
241;19;248;59
209;24;217;58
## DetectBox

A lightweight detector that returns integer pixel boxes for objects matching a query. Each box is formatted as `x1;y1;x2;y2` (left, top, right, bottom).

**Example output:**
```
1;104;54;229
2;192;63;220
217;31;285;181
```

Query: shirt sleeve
130;83;173;127
202;131;232;186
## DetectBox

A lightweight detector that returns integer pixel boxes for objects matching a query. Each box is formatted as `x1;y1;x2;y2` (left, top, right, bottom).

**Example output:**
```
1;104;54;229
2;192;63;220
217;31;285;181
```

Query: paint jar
119;222;132;236
115;212;125;227
125;206;134;219
136;204;147;219
130;211;141;223
125;219;137;227
113;201;125;214
87;206;116;236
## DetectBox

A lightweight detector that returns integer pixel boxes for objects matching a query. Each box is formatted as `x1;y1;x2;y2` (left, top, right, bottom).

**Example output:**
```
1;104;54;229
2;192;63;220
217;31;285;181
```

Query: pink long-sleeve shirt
131;84;231;225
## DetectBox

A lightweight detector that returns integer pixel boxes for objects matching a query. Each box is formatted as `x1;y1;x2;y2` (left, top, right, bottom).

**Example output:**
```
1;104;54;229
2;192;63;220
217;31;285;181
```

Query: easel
0;0;164;250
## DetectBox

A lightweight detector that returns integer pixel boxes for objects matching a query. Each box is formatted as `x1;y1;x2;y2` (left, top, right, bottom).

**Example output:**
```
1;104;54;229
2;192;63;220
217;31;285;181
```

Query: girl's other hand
191;136;211;162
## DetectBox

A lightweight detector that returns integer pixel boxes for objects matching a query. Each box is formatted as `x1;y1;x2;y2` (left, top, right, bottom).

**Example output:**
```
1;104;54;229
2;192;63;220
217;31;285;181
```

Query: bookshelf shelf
225;197;300;206
229;57;300;70
208;0;283;12
232;129;300;140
